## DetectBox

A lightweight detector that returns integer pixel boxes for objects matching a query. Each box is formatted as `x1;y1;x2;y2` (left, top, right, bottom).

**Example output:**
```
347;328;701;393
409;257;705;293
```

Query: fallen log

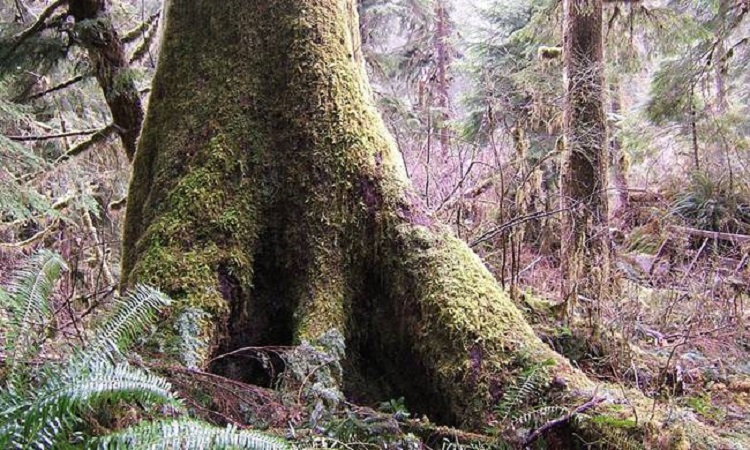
669;225;750;245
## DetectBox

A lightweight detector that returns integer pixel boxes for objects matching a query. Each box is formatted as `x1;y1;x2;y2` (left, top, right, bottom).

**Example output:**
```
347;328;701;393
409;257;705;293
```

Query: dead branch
0;217;60;249
28;75;86;100
82;208;114;286
55;124;116;162
121;10;160;44
522;393;605;447
129;19;160;64
7;128;102;142
670;225;750;245
108;196;126;211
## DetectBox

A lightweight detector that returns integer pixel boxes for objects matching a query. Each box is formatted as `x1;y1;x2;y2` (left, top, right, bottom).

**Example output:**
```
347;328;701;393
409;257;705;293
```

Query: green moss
683;393;725;422
375;222;590;425
589;415;638;429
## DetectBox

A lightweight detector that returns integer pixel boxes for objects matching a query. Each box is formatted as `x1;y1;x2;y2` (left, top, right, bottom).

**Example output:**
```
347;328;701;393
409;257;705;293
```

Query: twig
518;256;543;277
734;252;748;273
0;217;59;249
681;238;709;284
523;392;605;447
207;345;294;365
7;128;103;142
469;207;569;247
28;75;86;100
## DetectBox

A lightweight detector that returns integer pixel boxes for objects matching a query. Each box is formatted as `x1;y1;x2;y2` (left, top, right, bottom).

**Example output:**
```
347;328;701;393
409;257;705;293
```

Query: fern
512;405;568;428
75;284;171;366
1;361;181;449
496;360;553;422
0;249;66;374
0;252;291;449
94;418;291;450
595;427;644;450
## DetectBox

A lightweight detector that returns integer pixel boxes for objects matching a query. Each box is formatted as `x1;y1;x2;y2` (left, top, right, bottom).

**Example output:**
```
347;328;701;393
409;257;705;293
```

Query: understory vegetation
1;0;749;448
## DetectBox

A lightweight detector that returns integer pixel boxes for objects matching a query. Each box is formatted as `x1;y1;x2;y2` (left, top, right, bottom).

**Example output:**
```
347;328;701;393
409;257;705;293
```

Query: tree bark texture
68;0;143;161
119;1;735;445
560;0;611;311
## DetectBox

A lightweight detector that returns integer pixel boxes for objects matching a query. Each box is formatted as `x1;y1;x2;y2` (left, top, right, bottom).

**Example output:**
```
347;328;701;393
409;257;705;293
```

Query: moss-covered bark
121;1;742;446
68;0;143;161
560;0;611;312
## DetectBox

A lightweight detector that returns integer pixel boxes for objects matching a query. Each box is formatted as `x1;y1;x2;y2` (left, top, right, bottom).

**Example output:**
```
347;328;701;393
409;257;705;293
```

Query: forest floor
495;218;750;447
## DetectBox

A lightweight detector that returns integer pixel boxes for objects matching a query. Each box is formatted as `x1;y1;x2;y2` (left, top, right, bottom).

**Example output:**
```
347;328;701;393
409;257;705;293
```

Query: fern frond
94;418;292;450
600;427;644;450
8;360;180;448
496;364;549;421
0;249;66;368
78;284;171;364
513;405;568;428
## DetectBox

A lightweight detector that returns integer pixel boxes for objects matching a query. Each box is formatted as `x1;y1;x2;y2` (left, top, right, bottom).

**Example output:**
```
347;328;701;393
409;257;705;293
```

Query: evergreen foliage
0;251;290;450
95;418;291;450
495;358;554;422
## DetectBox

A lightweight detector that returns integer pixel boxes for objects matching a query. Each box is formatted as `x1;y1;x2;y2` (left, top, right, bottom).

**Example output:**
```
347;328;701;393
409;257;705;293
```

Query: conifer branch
2;0;67;60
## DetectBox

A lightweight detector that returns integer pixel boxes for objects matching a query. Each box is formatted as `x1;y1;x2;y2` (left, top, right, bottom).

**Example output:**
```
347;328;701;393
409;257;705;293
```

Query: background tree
559;0;610;317
67;0;144;161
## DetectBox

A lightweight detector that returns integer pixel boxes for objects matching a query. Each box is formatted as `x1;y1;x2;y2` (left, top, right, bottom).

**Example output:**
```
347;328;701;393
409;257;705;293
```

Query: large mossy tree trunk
560;0;611;316
121;0;584;427
119;3;728;446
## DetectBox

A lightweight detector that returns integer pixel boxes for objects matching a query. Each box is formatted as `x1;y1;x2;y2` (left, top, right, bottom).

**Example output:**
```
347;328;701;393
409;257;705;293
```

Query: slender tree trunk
560;0;611;315
434;0;451;157
68;0;143;161
715;0;729;113
690;86;700;171
119;1;730;445
609;79;629;225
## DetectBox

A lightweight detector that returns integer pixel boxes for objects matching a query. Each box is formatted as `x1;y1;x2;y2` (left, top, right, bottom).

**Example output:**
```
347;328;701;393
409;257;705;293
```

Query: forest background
0;0;749;448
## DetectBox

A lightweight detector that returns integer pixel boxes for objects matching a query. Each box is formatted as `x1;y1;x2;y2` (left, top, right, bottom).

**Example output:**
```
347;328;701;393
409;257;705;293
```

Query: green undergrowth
0;250;289;449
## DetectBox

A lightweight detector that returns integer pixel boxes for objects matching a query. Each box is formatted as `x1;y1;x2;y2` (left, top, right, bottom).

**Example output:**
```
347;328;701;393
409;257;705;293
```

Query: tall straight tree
120;0;729;445
560;0;610;316
434;0;452;157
